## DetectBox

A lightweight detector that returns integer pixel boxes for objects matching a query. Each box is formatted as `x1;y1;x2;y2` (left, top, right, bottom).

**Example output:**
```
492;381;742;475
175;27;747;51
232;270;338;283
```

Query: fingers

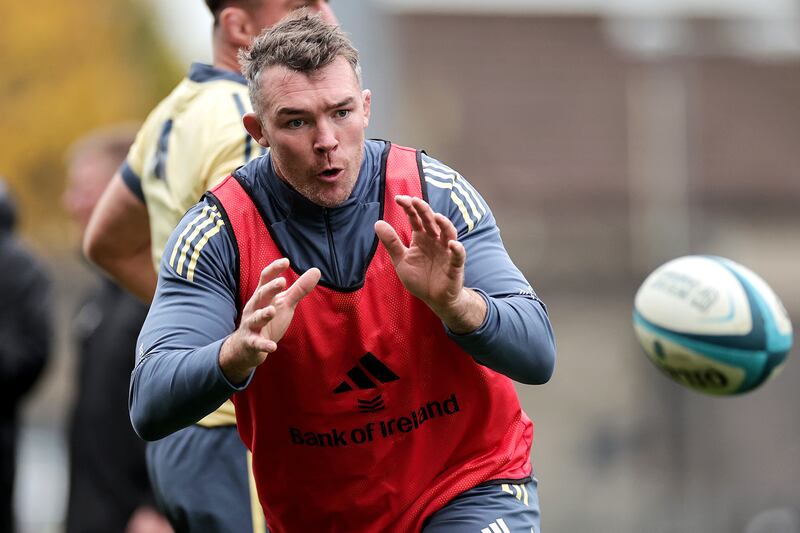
247;304;276;331
448;239;466;270
395;195;424;232
394;195;461;248
258;258;290;286
413;198;441;237
244;258;290;313
434;212;457;244
281;267;321;308
251;337;278;354
374;220;406;265
396;196;458;240
247;334;277;355
250;276;287;311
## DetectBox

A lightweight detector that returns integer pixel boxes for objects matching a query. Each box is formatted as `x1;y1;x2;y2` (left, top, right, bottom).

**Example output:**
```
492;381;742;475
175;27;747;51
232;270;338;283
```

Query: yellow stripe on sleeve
521;483;529;506
455;173;487;216
186;219;224;282
453;175;485;219
449;191;474;231
424;176;454;191
424;171;480;232
425;166;483;223
175;210;221;276
169;205;217;268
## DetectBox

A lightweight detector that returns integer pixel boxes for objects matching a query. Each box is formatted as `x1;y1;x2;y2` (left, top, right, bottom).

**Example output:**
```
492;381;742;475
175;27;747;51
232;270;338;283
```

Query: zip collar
188;63;247;85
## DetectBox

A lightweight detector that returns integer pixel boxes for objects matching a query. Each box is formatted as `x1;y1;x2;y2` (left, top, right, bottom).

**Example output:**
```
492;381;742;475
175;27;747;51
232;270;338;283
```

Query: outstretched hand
219;258;320;384
374;195;485;333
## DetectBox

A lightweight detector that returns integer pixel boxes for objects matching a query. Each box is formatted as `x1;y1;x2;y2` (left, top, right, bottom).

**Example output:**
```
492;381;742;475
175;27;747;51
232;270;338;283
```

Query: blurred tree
0;0;181;248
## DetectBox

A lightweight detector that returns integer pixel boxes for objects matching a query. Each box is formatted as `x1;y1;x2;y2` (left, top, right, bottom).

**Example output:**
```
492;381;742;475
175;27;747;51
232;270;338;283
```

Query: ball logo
634;255;793;395
651;270;720;313
659;364;729;391
650;340;731;391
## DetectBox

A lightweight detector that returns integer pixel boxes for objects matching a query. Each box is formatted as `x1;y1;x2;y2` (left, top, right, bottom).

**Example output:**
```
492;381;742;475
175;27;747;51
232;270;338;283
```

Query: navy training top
130;139;556;440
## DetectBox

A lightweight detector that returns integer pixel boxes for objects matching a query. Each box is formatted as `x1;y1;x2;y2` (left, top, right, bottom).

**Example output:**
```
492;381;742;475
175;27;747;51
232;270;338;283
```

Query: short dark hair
205;0;259;25
239;10;360;115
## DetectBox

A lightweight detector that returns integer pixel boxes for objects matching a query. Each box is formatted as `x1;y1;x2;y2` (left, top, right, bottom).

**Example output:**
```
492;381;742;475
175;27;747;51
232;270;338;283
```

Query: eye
287;119;305;129
335;109;350;119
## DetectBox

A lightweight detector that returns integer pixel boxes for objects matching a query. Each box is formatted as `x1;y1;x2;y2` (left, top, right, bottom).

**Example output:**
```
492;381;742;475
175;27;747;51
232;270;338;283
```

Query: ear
243;113;270;148
219;6;254;48
361;89;372;129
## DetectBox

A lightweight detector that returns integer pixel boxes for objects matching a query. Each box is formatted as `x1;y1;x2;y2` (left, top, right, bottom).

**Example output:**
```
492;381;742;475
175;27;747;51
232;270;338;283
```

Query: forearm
130;199;245;440
83;173;156;302
91;247;157;302
448;291;556;384
129;338;248;440
435;287;487;334
218;335;259;385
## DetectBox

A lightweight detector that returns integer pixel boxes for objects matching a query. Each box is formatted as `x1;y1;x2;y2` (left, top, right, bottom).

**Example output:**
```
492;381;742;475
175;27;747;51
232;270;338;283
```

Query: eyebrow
275;97;356;118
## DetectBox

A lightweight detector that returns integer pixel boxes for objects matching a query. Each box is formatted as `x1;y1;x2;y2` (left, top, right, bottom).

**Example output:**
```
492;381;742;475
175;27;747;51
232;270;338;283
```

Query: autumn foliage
0;0;182;246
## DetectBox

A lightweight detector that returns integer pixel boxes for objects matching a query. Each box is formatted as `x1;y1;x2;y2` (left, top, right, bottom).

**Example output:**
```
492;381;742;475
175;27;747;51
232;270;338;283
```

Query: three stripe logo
422;156;486;233
333;353;399;412
169;205;224;282
481;518;511;533
501;483;530;506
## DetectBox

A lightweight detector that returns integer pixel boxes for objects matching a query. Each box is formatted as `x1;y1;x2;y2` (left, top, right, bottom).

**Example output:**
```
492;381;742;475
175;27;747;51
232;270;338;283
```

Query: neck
212;35;243;73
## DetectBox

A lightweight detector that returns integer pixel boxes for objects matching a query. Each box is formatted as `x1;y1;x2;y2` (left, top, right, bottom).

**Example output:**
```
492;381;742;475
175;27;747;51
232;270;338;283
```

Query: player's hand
219;258;320;384
374;195;485;333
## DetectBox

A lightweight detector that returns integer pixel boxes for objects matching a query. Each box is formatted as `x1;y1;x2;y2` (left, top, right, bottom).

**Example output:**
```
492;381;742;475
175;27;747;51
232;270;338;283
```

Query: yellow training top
122;63;266;427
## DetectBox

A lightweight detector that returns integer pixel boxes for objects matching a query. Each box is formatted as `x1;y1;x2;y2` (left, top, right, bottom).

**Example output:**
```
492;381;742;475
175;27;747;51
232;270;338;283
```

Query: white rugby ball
633;255;793;395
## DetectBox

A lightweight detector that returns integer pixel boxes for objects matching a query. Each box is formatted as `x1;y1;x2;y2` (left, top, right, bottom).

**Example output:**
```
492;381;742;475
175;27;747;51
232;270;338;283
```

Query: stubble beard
274;147;364;208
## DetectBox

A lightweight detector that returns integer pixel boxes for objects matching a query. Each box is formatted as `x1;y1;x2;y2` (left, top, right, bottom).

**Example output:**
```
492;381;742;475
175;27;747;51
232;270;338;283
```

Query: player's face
253;0;337;29
256;57;371;208
63;151;117;233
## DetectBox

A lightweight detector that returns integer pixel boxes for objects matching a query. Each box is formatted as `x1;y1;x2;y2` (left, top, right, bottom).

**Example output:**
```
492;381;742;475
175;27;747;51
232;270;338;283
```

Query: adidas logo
333;352;399;395
501;483;530;506
481;518;511;533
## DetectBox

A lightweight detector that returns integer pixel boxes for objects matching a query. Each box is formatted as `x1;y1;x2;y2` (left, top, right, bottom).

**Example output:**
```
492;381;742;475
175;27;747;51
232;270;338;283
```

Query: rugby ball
633;255;793;395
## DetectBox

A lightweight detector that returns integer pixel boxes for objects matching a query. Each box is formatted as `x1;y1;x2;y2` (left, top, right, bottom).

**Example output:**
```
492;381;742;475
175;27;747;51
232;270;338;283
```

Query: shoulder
138;77;249;150
189;79;251;129
175;80;254;168
134;78;192;142
160;198;235;285
125;80;189;174
418;153;491;236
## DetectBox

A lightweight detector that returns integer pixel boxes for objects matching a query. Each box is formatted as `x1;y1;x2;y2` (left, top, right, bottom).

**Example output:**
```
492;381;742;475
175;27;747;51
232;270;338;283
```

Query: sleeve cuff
212;337;255;391
444;287;493;340
120;161;145;203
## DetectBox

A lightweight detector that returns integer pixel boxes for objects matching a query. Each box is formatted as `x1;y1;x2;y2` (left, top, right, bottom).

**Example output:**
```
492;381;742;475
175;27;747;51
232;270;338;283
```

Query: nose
313;120;338;154
311;1;338;25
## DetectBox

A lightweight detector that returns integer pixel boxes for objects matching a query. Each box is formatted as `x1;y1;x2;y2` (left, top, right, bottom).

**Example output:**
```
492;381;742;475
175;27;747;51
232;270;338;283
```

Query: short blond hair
239;10;361;115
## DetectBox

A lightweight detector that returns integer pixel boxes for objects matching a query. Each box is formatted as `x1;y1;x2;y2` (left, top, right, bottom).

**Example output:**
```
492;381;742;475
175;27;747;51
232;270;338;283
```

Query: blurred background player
83;1;337;531
0;179;52;533
62;126;172;533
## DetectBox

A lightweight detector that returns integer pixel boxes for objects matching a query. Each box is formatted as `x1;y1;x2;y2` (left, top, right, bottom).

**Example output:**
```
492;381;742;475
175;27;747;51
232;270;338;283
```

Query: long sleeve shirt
130;140;555;440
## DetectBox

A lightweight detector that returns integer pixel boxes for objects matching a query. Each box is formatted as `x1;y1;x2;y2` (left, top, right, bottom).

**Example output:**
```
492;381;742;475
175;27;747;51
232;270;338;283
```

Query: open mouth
319;168;343;180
